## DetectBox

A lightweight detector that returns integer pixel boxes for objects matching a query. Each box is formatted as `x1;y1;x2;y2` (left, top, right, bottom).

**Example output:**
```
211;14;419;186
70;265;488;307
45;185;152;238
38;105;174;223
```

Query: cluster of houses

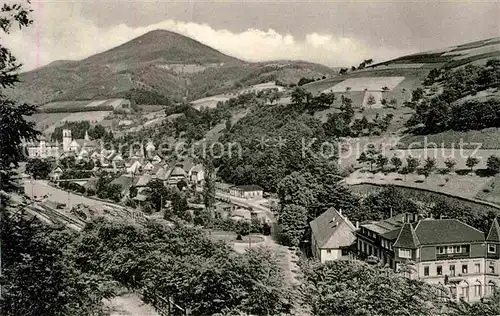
310;208;500;303
25;129;206;201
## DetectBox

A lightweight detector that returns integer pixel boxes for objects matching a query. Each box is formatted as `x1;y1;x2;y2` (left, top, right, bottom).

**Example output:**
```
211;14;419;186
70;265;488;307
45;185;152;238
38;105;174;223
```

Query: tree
202;156;216;209
103;184;122;202
411;88;424;102
172;190;189;218
406;156;420;173
302;260;441;316
423;157;437;173
278;204;308;247
466;156;480;173
367;94;376;106
146;179;171;212
176;178;188;191
487;155;500;175
444;158;457;173
129;185;138;198
0;213;114;315
391;156;403;171
376;154;388;171
0;3;39;191
360;144;380;172
277;172;318;209
25;159;52;180
400;166;410;181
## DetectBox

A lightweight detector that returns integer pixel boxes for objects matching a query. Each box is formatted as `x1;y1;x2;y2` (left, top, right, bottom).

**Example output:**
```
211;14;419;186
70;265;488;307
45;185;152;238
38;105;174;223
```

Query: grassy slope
398;91;500;149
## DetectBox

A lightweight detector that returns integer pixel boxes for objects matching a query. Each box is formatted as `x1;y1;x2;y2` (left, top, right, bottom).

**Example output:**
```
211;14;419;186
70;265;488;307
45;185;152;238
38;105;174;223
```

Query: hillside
8;30;336;105
303;36;500;108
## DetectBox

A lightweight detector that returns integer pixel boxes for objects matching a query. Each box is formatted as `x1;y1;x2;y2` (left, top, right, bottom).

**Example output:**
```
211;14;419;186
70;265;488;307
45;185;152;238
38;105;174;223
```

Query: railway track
26;203;85;231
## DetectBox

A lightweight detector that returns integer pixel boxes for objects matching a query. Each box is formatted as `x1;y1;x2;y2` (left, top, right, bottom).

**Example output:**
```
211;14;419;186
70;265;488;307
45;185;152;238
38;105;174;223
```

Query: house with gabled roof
310;208;358;263
166;164;187;186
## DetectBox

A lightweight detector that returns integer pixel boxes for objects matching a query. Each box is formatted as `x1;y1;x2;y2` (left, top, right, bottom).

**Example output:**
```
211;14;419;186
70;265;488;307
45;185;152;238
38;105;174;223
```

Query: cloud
3;3;412;72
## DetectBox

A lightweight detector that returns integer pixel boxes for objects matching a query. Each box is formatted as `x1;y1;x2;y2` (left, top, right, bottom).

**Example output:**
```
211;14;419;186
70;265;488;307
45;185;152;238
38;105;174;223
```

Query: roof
487;217;500;242
169;166;186;177
380;228;403;241
190;164;203;173
310;208;357;249
232;185;263;192
413;219;485;245
361;213;406;236
110;175;135;192
74;139;97;148
393;223;421;249
135;174;152;187
231;208;252;220
83;177;99;191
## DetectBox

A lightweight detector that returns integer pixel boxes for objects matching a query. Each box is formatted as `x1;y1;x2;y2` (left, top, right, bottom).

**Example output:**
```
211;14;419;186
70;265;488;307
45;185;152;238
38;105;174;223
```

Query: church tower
63;129;72;152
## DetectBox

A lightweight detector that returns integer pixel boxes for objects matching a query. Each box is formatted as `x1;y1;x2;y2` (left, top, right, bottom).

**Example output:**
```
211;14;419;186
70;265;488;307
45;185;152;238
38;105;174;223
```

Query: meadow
398;128;500;150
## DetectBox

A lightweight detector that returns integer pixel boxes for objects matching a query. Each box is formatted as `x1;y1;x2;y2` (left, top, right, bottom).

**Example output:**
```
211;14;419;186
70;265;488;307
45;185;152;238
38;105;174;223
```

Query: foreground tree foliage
72;219;293;315
0;211;115;315
301;260;442;316
0;1;39;190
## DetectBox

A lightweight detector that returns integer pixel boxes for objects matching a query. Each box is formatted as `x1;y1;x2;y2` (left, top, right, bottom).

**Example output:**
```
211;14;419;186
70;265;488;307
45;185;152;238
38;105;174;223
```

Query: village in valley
2;1;500;316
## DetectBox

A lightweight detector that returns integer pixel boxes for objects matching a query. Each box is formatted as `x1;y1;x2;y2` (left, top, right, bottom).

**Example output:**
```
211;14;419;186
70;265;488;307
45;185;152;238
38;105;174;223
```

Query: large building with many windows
358;214;500;302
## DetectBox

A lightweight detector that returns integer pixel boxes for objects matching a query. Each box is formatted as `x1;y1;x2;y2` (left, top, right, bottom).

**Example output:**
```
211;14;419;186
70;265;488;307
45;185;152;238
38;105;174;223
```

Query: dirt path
105;293;159;316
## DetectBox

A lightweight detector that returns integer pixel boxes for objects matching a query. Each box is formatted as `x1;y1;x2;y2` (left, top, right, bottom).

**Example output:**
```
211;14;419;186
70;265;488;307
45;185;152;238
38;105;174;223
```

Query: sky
3;0;500;71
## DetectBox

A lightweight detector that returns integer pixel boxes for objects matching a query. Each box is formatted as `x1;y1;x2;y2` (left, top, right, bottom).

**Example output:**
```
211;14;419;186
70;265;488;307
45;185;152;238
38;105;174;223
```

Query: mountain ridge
9;29;335;105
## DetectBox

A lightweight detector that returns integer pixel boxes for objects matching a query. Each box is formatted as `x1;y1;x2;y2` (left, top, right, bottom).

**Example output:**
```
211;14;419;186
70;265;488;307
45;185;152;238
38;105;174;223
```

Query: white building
26;135;61;158
229;185;263;199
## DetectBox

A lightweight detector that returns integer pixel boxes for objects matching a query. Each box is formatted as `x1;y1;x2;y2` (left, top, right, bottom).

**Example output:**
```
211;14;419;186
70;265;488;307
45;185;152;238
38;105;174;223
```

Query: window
438;246;445;254
489;283;496;295
454;246;461;253
368;245;372;255
475;263;481;273
489;264;495;274
450;265;456;276
437;266;443;276
424;266;429;276
447;246;454;254
341;249;349;256
488;244;496;253
462;264;468;274
398;249;411;259
474;284;482;297
326;249;331;254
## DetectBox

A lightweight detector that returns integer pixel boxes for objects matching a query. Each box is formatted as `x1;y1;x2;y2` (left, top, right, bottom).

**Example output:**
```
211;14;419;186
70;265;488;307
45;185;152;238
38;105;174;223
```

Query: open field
39;100;93;110
192;95;231;110
138;104;165;112
62;111;111;123
26;110;112;135
476;175;500;205
321;76;405;93
346;170;491;200
349;182;500;213
398;128;500;150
